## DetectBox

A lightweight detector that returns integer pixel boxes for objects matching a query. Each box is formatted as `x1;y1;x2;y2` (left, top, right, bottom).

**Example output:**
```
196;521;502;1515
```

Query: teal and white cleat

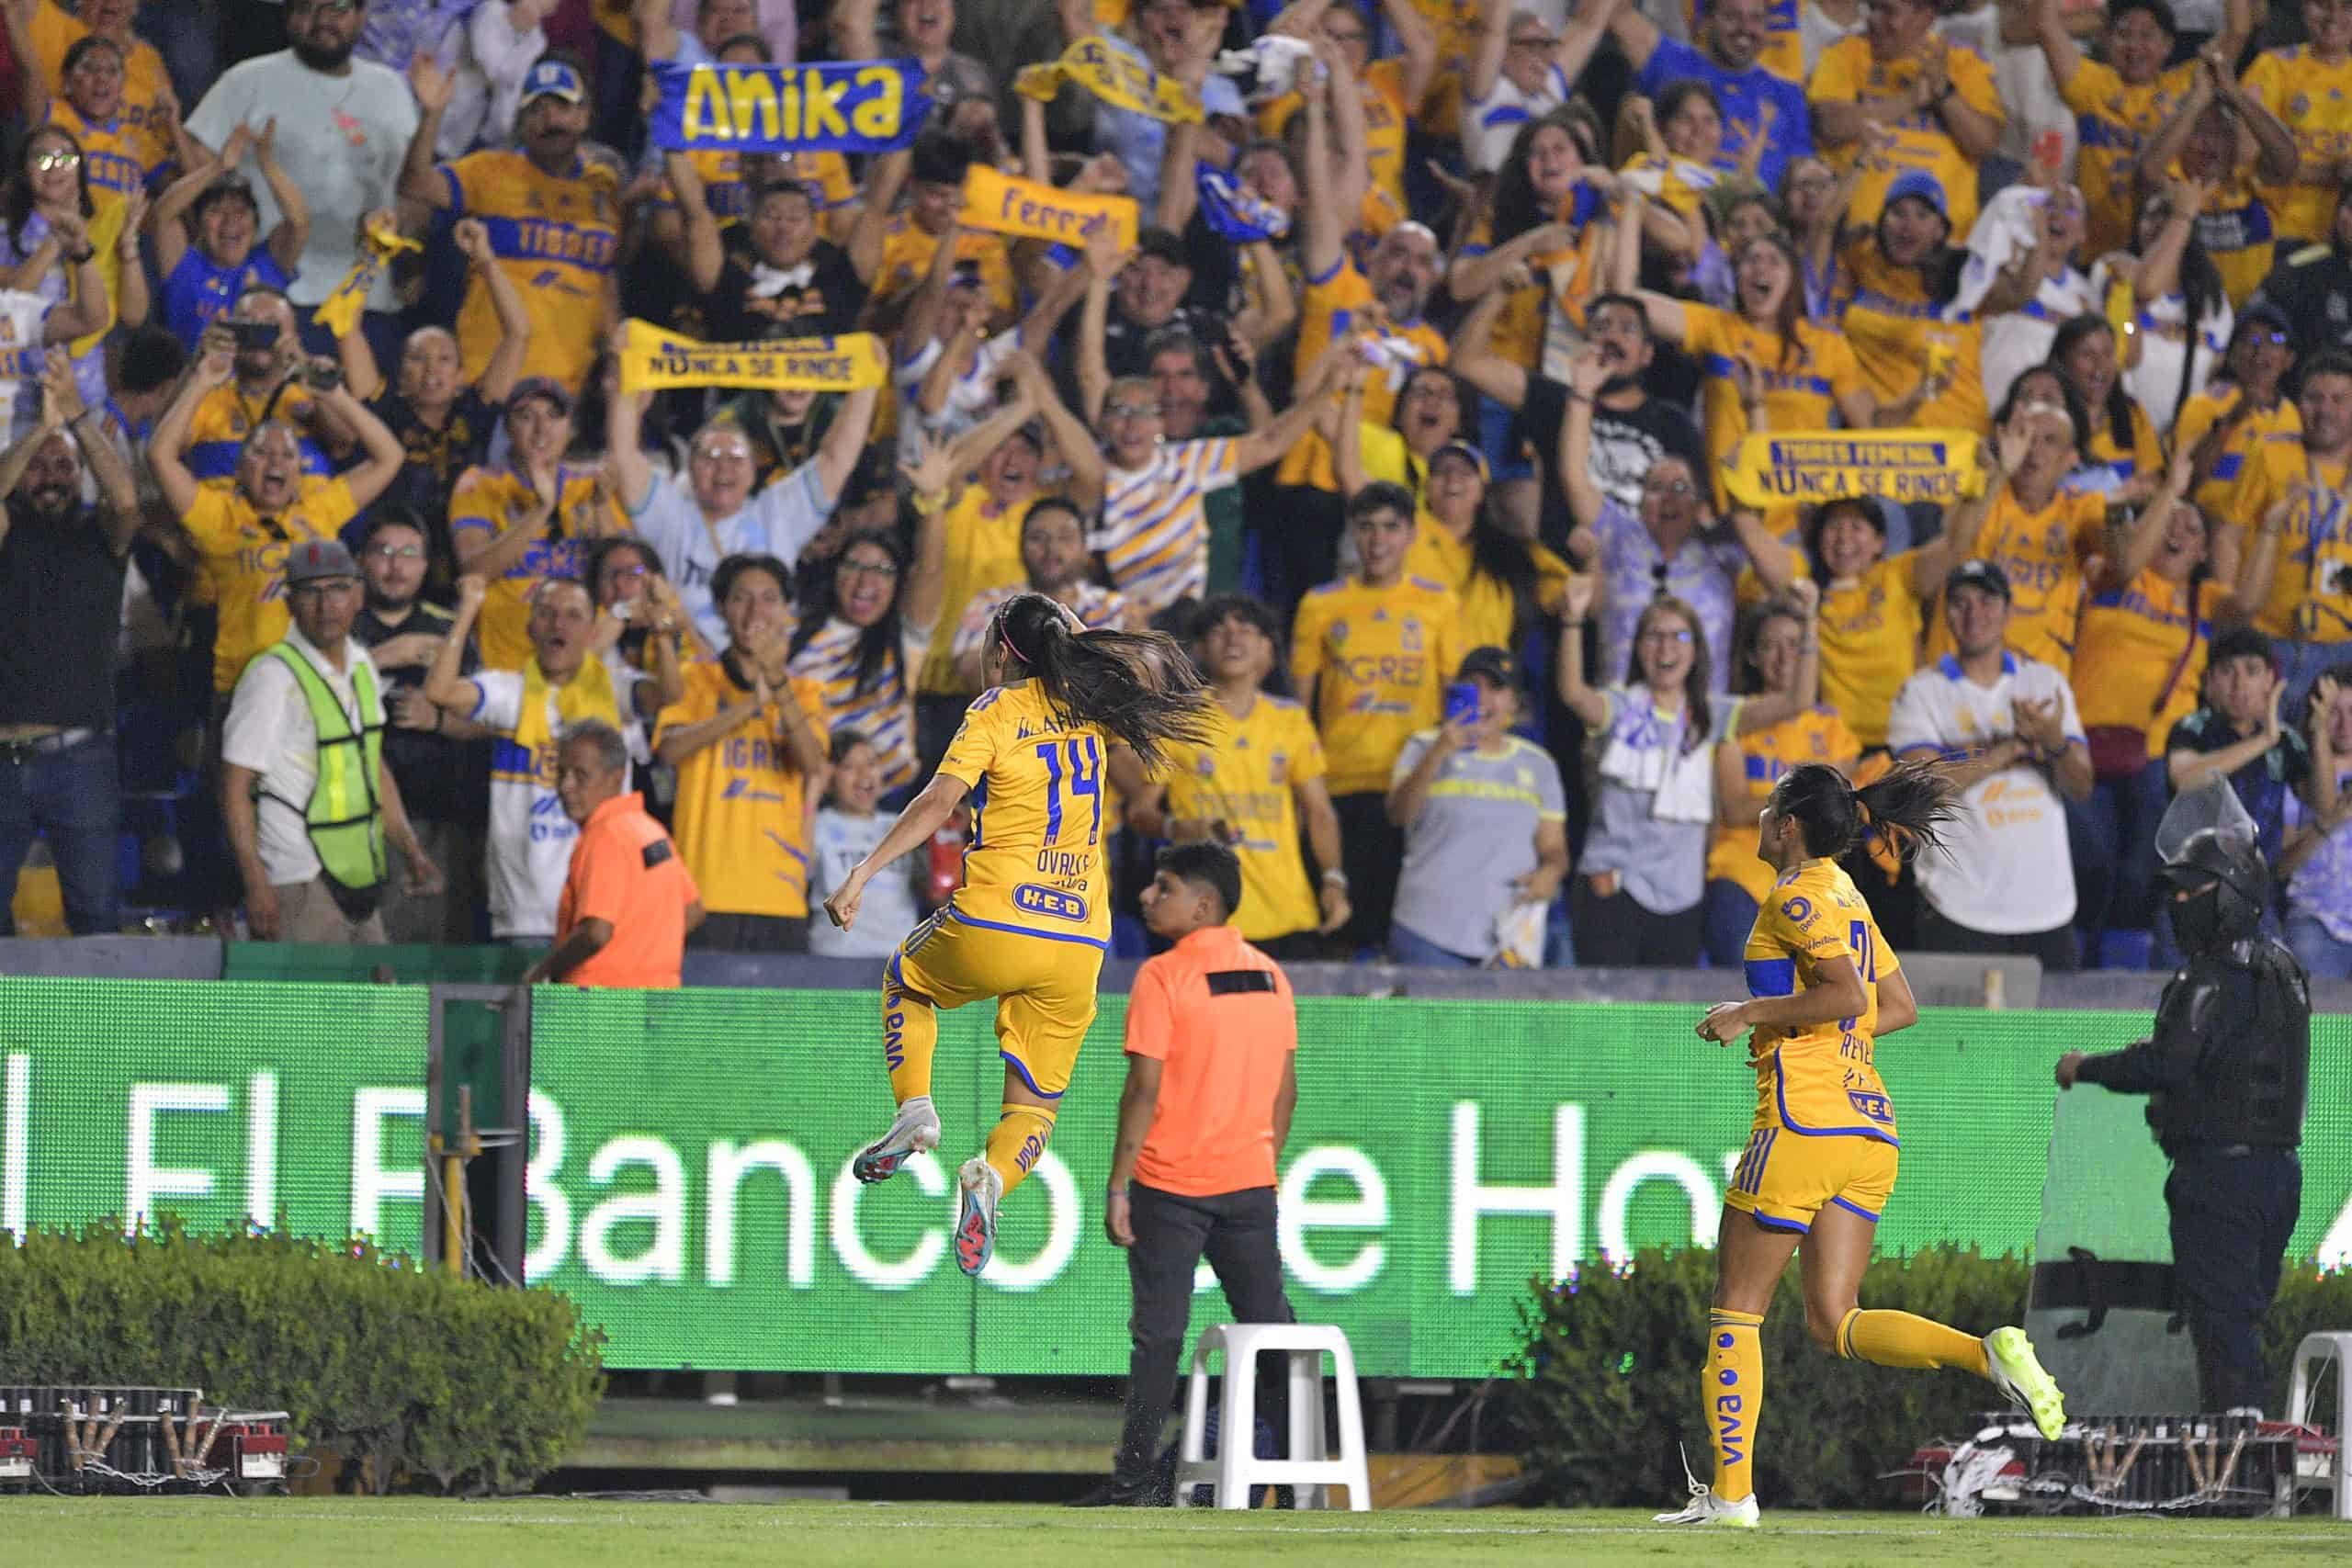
1984;1325;2067;1441
853;1097;940;1184
955;1156;1003;1277
1654;1485;1760;1528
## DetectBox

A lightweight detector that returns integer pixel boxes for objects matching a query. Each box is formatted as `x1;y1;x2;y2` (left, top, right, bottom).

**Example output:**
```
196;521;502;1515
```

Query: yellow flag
1014;37;1203;124
616;320;888;395
1722;429;1988;511
961;164;1139;253
312;219;423;340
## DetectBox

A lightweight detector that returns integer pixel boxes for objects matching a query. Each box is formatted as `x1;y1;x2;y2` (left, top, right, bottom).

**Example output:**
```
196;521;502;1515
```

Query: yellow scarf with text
961;164;1139;252
1723;429;1987;511
616;319;888;395
1015;37;1202;123
514;651;623;769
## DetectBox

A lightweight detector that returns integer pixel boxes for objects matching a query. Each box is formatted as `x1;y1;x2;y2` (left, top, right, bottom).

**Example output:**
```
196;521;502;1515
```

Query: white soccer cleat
853;1096;941;1185
1654;1484;1760;1528
1984;1325;2067;1442
955;1156;1003;1277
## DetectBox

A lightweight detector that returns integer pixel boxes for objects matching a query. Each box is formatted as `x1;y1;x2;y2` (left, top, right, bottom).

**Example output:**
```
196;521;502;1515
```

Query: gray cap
284;537;360;584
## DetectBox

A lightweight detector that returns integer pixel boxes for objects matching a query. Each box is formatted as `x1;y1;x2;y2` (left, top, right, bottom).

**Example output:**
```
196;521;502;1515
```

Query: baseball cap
1884;170;1950;223
2235;300;2292;344
521;58;586;107
1945;557;2012;602
284;538;360;585
505;377;574;421
1458;645;1519;687
1430;439;1490;482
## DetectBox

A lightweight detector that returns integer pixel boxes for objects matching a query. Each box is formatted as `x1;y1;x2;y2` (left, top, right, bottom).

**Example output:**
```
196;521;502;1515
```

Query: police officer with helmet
2055;782;2311;1415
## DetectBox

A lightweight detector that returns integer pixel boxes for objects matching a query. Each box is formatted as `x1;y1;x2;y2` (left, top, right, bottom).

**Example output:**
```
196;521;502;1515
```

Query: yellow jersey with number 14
938;680;1115;949
1743;858;1900;1145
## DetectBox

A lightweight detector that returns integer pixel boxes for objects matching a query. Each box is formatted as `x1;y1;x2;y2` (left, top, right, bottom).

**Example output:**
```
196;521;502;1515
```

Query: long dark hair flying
990;591;1211;773
1773;758;1962;864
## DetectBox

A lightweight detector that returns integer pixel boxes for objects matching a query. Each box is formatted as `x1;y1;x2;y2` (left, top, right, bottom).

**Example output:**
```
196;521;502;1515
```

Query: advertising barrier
6;980;2346;1378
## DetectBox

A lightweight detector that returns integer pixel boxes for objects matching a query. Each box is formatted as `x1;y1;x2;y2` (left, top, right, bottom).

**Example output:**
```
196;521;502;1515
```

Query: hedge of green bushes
1507;1246;2352;1510
0;1223;603;1495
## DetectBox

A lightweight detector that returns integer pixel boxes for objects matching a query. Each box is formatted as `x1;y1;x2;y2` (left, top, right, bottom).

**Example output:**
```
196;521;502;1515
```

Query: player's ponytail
1776;758;1961;863
992;592;1212;773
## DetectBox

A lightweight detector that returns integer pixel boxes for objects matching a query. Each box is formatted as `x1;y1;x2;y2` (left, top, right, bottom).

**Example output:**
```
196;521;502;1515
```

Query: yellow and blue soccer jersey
437;150;620;392
184;380;329;481
1742;858;1899;1145
937;680;1114;951
50;99;168;198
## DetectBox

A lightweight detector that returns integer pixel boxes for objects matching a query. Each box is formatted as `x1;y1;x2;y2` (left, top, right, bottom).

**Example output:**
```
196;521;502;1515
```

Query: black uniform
2075;931;2311;1412
2252;241;2352;356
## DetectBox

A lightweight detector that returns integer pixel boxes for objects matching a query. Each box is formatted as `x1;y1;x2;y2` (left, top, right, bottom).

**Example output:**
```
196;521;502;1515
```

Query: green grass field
0;1498;2346;1565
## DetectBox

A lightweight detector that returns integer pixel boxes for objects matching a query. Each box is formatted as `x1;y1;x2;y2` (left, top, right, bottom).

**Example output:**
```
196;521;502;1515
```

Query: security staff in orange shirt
526;718;704;988
1075;842;1298;1509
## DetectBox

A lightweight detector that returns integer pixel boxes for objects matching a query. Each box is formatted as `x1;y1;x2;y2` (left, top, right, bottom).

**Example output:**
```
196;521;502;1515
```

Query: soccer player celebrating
1659;761;2067;1528
822;593;1211;1276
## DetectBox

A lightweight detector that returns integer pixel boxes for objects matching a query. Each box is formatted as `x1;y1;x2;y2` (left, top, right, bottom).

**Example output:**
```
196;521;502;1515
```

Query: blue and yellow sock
1706;1308;1765;1504
984;1104;1057;1196
883;959;936;1104
1838;1308;1991;1377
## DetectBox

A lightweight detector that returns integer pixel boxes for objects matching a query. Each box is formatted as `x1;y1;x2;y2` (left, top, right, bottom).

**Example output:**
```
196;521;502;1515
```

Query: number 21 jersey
1742;858;1900;1145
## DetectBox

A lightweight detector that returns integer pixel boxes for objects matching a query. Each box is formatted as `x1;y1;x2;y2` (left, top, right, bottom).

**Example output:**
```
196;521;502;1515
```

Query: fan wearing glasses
2175;305;2300;527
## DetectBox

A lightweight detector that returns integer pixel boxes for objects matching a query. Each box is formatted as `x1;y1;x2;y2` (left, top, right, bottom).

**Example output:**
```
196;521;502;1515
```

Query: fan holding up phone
1385;648;1570;969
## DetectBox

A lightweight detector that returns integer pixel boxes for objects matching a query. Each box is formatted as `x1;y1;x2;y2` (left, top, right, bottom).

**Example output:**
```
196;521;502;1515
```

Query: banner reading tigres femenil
1724;428;1988;510
616;320;889;395
650;59;931;154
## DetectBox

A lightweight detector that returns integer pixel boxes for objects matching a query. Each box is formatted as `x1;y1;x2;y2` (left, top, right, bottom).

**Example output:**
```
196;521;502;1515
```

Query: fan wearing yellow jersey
824;593;1212;1276
1657;761;2066;1529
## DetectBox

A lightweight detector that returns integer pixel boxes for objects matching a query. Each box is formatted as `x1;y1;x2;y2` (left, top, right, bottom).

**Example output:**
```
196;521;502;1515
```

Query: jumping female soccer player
822;592;1210;1276
1659;760;2068;1528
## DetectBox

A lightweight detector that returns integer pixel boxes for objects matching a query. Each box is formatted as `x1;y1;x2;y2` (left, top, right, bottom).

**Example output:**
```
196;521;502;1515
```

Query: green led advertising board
0;979;430;1254
521;991;2352;1377
5;979;2346;1378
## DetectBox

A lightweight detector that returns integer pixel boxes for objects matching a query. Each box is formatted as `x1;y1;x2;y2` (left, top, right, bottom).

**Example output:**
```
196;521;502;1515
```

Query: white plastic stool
1173;1322;1372;1511
2285;1332;2352;1519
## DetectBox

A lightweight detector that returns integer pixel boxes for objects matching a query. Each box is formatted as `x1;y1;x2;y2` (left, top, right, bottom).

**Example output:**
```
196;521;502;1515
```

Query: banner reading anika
650;59;931;154
1724;429;1989;509
616;320;889;395
960;164;1138;253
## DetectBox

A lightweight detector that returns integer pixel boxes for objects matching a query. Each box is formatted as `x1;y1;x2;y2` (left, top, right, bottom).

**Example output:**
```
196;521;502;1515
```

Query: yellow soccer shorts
1724;1126;1898;1234
888;906;1103;1099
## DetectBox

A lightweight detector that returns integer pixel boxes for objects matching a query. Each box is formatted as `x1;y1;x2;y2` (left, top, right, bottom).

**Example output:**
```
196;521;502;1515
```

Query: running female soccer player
822;592;1210;1276
1658;760;2068;1528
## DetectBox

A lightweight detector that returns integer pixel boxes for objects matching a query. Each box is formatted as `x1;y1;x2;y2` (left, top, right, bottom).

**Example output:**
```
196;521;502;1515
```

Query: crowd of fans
2;0;2351;976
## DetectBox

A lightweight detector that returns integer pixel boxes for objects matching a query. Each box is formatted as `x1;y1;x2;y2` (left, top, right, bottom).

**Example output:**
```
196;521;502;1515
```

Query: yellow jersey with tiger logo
1742;857;1900;1144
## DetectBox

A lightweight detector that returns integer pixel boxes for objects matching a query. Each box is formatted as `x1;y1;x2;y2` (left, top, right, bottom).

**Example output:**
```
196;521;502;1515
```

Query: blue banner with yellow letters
649;59;932;154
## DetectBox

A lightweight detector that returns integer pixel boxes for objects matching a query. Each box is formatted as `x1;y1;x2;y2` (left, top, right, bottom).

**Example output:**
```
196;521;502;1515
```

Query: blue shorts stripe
947;906;1111;950
1752;1213;1810;1235
999;1050;1064;1100
1828;1194;1881;1223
